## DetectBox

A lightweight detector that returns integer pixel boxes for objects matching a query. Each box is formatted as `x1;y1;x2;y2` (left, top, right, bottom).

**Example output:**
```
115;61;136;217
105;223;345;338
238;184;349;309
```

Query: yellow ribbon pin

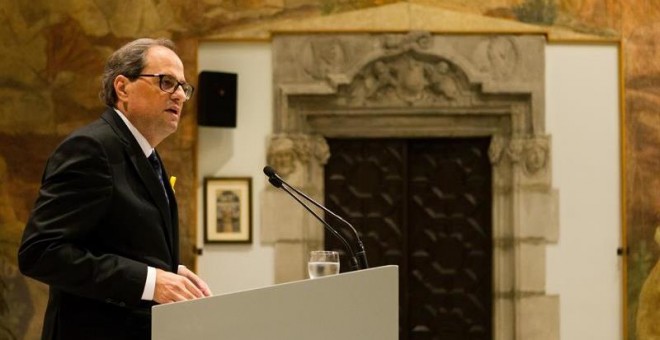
169;176;176;193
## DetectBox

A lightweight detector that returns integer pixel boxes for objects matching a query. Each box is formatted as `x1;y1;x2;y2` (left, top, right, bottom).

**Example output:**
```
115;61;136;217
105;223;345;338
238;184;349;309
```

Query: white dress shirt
113;108;158;301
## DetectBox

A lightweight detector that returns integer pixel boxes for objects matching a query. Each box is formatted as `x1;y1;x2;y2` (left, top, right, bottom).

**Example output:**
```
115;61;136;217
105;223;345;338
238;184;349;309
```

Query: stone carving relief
488;135;551;177
507;138;525;164
522;137;550;176
266;134;330;188
487;36;520;80
381;31;433;52
338;54;470;107
474;36;521;80
299;32;435;84
302;37;348;80
489;135;508;164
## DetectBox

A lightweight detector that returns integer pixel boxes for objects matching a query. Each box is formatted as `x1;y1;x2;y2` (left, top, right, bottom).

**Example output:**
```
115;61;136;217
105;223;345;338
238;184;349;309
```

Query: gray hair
99;38;176;107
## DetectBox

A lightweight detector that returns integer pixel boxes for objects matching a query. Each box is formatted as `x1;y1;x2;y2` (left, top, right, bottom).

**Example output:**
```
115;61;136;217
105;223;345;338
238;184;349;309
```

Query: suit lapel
160;159;179;265
101;109;176;263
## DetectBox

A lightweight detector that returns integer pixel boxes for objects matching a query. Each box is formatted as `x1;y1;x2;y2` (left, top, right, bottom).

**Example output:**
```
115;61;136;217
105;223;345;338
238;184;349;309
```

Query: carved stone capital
522;136;550;176
507;138;525;164
266;134;330;187
489;135;551;176
489;134;508;164
511;136;552;188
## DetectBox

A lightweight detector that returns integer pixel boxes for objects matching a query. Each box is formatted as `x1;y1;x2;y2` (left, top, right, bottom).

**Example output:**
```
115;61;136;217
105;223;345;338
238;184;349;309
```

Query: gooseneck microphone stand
264;166;369;270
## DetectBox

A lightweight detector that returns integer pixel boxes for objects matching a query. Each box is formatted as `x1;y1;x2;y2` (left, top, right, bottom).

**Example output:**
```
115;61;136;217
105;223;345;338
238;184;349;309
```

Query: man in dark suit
18;38;212;339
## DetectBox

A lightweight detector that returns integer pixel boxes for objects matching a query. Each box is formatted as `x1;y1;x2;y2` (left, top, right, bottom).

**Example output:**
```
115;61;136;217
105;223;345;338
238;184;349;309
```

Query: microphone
263;166;282;188
263;166;369;270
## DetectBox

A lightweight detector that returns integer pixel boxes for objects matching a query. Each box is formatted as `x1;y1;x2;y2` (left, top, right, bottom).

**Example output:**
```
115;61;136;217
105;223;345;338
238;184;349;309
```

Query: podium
152;265;398;340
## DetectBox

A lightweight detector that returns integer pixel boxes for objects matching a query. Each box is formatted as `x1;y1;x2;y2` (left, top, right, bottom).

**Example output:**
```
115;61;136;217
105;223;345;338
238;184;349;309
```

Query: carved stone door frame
262;32;559;340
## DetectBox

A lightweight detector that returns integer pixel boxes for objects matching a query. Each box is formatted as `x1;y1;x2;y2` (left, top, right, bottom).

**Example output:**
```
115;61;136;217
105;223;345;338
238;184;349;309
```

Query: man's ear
114;75;131;101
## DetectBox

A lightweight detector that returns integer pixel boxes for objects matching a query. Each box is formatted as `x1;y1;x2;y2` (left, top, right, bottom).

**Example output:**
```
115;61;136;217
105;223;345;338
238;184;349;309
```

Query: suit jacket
18;108;179;340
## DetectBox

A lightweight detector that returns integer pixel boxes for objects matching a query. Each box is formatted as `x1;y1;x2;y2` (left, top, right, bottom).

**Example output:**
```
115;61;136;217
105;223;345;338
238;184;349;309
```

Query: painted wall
545;44;622;340
197;42;275;294
198;42;622;338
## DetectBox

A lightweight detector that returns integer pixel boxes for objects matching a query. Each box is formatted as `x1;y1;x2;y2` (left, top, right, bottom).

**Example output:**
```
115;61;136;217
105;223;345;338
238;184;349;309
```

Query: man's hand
177;265;213;297
153;268;209;304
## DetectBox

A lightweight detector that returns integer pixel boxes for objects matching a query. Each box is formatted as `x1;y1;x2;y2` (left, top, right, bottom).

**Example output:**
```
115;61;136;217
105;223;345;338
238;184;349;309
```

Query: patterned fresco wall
0;0;656;339
622;2;660;339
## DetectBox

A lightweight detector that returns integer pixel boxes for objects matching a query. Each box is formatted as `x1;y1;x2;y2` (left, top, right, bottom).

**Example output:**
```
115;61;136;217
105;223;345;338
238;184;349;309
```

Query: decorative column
261;133;330;283
490;134;560;340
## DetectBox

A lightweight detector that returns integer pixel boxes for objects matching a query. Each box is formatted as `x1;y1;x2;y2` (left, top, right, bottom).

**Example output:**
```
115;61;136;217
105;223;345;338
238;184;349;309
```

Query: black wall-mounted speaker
197;71;238;128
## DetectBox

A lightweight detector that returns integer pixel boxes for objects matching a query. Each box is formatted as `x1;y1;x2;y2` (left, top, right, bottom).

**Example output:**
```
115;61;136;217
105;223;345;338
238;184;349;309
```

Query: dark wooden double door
324;138;493;340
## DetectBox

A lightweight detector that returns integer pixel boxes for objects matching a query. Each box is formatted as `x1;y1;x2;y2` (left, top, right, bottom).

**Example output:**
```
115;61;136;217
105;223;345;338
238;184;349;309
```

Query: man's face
120;46;187;146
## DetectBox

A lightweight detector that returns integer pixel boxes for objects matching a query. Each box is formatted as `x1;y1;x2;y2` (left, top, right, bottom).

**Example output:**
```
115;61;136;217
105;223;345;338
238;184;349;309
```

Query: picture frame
204;177;252;243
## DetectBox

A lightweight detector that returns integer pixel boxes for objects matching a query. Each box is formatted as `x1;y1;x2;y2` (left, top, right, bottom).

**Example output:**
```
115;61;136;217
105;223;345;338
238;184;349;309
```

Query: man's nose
172;84;187;102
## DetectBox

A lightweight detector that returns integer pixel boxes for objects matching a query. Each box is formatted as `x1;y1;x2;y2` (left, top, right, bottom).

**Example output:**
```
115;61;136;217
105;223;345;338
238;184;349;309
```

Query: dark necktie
148;152;169;205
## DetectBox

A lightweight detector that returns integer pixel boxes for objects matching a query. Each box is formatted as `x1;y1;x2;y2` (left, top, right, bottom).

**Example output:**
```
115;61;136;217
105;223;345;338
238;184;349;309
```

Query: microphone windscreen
263;166;276;178
268;176;283;188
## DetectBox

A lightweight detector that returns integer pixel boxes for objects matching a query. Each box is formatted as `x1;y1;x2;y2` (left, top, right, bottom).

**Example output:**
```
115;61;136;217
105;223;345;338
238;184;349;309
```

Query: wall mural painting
0;0;658;339
625;16;660;339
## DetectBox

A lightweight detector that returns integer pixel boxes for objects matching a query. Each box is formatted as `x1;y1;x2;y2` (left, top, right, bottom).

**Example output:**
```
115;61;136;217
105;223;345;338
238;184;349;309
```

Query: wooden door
324;138;493;340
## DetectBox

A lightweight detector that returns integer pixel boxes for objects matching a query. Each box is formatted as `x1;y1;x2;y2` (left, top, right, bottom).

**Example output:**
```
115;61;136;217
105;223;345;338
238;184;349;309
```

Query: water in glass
308;250;340;278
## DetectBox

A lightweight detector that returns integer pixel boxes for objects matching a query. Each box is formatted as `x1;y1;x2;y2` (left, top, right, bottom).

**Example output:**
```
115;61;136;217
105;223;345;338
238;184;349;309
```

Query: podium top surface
152;265;398;340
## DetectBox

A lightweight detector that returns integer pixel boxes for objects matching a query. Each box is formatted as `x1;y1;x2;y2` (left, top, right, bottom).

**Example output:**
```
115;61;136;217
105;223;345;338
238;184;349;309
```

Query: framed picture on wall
204;177;252;243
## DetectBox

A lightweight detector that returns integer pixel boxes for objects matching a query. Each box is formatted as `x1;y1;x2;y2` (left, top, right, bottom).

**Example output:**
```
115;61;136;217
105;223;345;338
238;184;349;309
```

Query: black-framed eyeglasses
138;74;194;100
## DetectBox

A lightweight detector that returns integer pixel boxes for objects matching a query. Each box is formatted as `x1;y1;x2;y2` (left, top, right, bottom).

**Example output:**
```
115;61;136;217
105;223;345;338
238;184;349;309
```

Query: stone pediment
291;31;479;108
273;33;544;134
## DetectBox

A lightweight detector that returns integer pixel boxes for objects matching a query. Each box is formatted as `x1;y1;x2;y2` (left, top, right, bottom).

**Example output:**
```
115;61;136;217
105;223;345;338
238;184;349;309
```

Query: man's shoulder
53;110;128;157
67;110;124;143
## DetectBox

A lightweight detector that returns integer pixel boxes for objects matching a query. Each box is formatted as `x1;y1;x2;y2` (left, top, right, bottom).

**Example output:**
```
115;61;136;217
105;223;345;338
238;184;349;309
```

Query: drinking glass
308;250;340;279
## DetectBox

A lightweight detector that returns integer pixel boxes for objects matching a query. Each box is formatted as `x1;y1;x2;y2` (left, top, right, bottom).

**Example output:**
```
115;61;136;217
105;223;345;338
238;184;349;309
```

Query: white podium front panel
153;265;398;340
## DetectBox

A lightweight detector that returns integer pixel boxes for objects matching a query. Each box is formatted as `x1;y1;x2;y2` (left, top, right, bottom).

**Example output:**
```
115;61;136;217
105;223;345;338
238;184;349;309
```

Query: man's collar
112;108;154;157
